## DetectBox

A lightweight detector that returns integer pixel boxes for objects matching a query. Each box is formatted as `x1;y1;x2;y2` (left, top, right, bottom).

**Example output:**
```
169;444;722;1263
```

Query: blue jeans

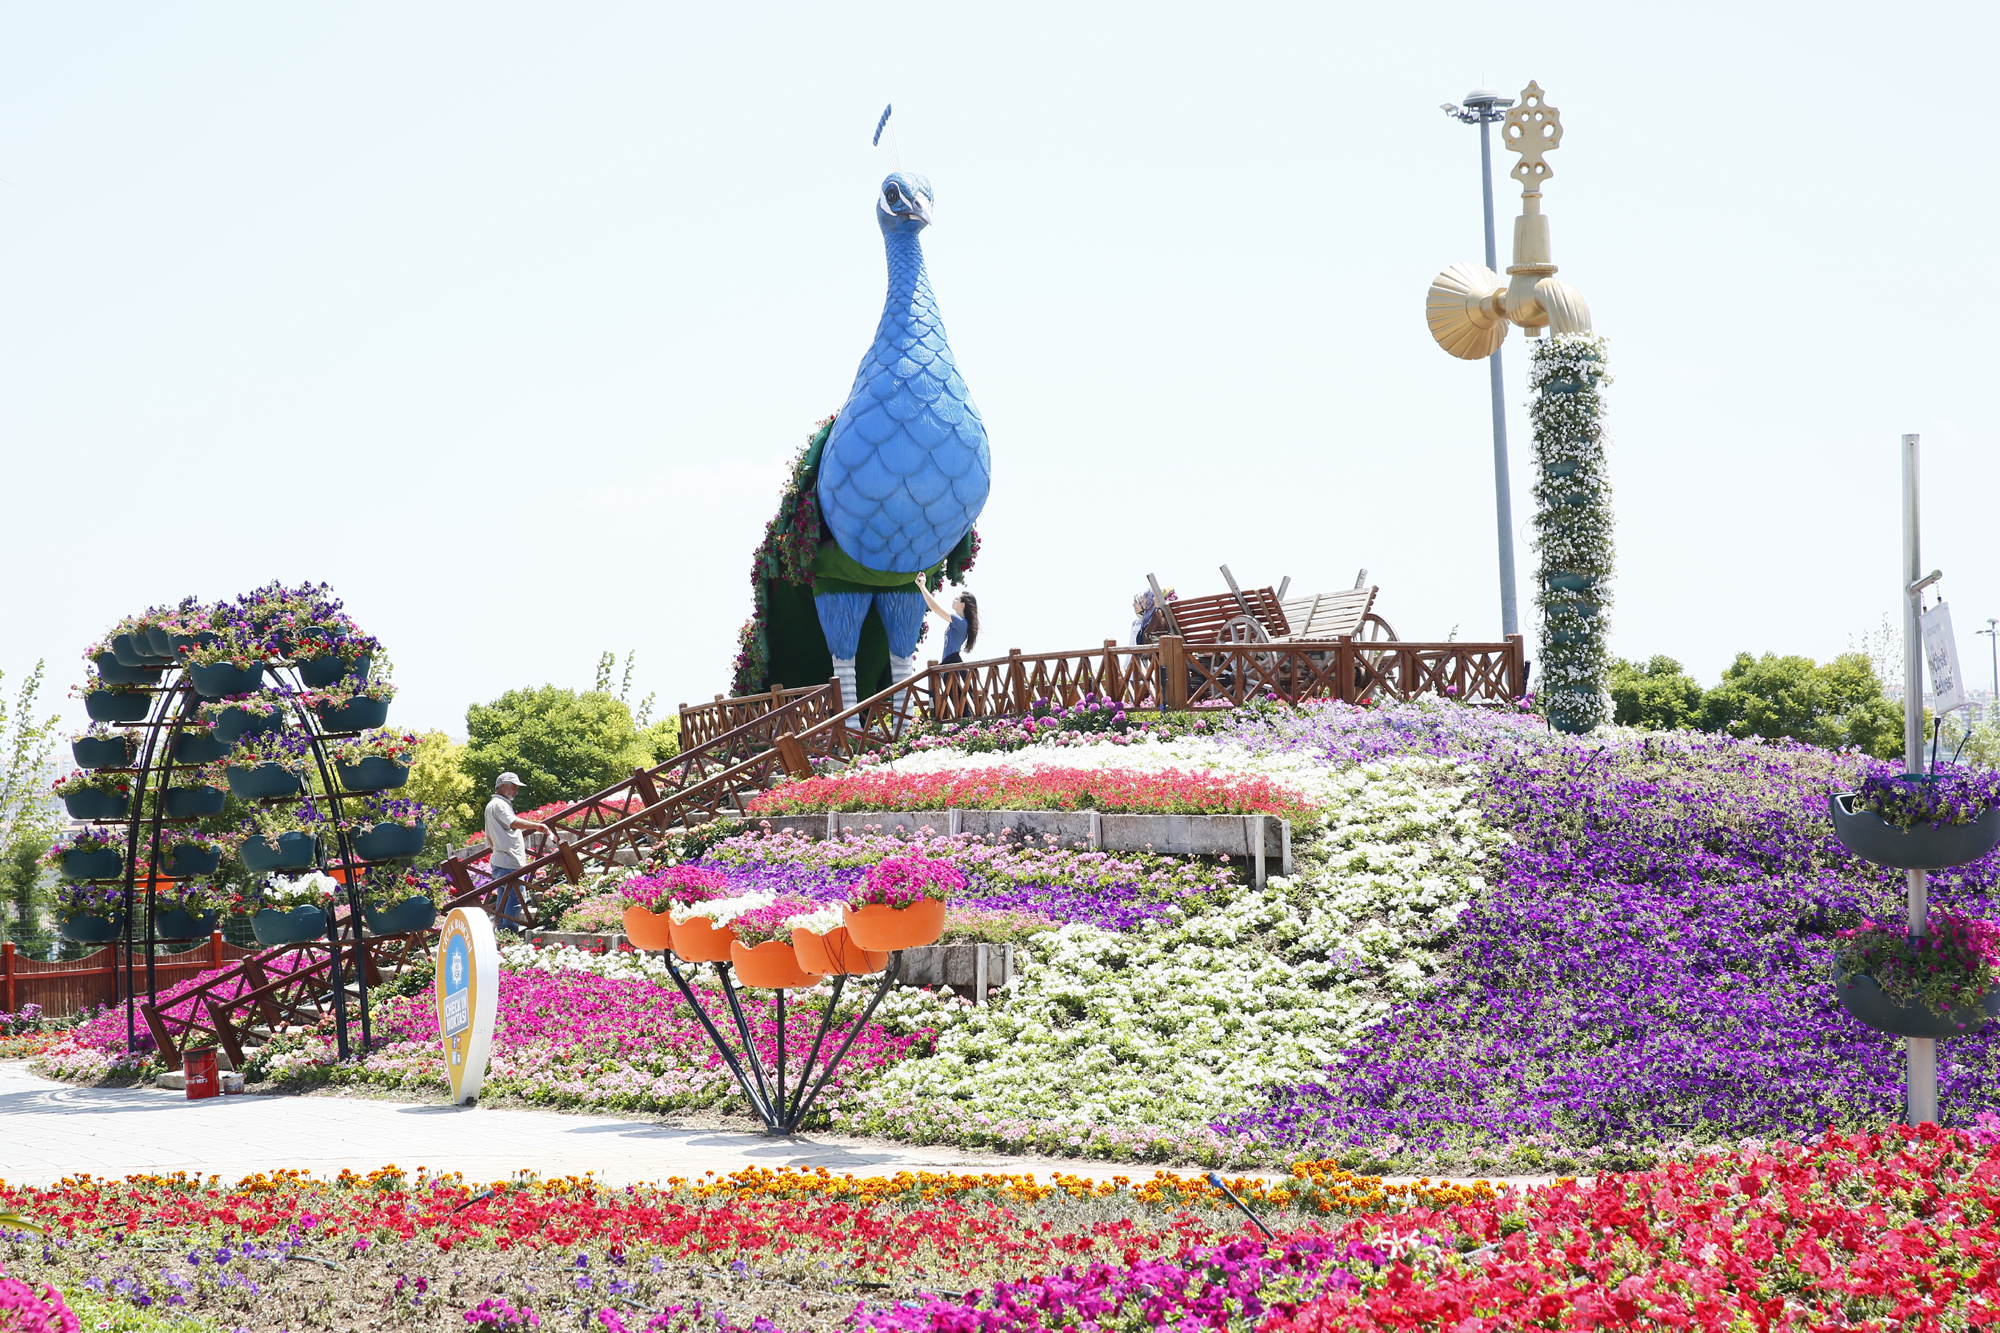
493;867;526;931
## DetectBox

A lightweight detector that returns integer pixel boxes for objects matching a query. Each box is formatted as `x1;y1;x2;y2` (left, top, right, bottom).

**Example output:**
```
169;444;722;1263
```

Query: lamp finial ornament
1502;81;1563;200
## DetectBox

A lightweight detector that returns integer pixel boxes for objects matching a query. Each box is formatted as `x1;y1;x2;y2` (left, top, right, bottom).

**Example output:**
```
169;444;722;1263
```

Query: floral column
1529;332;1613;734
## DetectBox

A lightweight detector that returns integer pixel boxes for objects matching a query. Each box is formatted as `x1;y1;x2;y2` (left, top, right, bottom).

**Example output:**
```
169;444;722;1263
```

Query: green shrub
1609;656;1706;731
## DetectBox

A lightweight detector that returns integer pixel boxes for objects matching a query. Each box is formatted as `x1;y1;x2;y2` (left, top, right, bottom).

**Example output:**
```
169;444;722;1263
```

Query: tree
1699;651;1901;758
464;686;657;805
1609;656;1706;731
401;731;479;865
0;661;60;950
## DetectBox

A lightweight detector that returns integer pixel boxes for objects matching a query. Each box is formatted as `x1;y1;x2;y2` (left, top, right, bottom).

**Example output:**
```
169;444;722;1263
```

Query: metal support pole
1478;114;1519;639
1902;432;1938;1126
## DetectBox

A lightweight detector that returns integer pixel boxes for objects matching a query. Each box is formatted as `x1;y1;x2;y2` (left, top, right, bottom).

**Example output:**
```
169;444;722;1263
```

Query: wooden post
1101;640;1122;701
773;731;813;779
1158;636;1187;710
443;857;477;899
1505;633;1526;700
633;768;662;807
1336;635;1356;704
209;931;224;968
2;941;13;1014
1008;649;1029;714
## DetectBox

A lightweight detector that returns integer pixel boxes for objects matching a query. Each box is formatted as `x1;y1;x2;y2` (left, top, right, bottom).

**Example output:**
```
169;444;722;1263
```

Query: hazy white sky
5;2;1997;737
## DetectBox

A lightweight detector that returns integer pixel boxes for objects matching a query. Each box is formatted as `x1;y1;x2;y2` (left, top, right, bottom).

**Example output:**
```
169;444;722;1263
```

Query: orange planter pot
623;904;676;951
791;928;833;975
670;916;737;962
731;940;824;989
843;898;946;952
795;926;890;976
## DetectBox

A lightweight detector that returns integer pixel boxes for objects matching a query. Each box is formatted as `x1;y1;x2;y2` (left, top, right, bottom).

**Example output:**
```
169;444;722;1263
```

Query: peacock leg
875;589;928;733
813;591;872;713
831;658;859;713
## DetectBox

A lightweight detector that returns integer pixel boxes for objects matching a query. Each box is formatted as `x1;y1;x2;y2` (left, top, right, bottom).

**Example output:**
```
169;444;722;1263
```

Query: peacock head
877;172;933;234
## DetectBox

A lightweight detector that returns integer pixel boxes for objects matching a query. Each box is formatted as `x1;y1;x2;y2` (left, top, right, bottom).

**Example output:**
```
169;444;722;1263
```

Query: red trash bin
184;1047;219;1101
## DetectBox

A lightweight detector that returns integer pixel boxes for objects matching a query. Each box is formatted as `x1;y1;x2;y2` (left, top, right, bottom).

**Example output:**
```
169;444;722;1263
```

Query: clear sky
5;2;1997;738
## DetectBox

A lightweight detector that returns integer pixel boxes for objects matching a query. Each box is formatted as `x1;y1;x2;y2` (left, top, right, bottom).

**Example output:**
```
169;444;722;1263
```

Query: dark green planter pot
252;906;328;947
298;653;371;688
364;896;437;936
240;832;319;872
315;697;390;732
71;734;137;769
59;914;122;944
170;631;219;656
224;763;303;800
111;633;159;667
189;662;265;700
209;705;286;744
1835;971;2000;1038
62;789;131;820
162;784;228;818
337;758;409;792
1829;793;2000;871
61;848;124;881
145;625;177;657
156;908;220;940
163;845;223;877
170;731;232;765
353;822;426;861
1545;572;1597;593
92;653;163;687
85;691;151;724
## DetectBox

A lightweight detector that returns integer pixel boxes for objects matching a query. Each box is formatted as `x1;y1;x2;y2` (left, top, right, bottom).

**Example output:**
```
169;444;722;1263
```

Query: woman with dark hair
920;583;979;664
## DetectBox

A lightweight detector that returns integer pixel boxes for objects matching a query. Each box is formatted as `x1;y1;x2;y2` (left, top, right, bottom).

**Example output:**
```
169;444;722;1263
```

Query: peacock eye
884;183;902;205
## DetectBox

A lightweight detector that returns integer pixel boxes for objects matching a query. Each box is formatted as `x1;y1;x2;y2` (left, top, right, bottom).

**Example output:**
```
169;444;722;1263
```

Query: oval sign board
435;907;498;1105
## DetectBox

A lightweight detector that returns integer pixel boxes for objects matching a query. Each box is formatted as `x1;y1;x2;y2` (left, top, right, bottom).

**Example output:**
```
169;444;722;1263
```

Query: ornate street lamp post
1439;87;1519;638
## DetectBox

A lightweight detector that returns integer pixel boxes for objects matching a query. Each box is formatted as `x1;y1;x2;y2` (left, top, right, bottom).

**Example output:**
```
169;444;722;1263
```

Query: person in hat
484;772;551;929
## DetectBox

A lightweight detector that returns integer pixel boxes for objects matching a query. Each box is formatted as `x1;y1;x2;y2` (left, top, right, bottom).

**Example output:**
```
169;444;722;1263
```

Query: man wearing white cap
484;772;551;929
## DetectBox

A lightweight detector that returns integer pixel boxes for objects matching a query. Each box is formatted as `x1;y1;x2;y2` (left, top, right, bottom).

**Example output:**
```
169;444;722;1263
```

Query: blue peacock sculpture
730;113;989;706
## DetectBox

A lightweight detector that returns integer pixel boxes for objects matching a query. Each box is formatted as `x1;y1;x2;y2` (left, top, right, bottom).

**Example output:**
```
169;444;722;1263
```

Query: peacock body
730;163;987;707
816;170;989;574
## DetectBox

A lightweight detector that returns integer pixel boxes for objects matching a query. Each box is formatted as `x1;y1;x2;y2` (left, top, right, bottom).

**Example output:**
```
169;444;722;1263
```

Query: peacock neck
880;230;936;333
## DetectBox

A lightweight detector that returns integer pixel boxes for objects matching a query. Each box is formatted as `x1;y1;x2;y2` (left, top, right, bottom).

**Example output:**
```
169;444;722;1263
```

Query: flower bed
1218;721;2000;1171
12;1130;2000;1331
838;756;1504;1160
0;1159;1477;1333
750;765;1317;823
710;826;1234;933
272;942;932;1115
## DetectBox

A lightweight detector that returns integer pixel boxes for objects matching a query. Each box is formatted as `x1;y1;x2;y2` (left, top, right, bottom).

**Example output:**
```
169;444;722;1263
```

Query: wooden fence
683;634;1526;739
2;933;257;1018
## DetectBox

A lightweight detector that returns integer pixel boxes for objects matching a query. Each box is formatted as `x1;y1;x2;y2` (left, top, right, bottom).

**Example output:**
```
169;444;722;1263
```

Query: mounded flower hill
33;697;2000;1177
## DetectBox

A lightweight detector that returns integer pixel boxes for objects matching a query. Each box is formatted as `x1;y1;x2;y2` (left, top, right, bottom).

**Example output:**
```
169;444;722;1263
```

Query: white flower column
1528;332;1613;734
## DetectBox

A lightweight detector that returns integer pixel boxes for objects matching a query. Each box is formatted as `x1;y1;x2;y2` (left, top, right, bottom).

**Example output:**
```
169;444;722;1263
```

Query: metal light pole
1979;618;1999;721
1442;87;1520;638
1903;434;1939;1124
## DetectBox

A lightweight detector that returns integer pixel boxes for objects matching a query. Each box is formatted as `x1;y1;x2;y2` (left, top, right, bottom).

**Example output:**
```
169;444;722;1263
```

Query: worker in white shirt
484;772;551;930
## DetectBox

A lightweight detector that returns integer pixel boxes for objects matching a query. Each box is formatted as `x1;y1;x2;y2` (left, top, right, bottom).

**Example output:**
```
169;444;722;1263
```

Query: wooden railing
137;632;1525;1064
682;634;1527;737
3;934;257;1018
678;683;841;753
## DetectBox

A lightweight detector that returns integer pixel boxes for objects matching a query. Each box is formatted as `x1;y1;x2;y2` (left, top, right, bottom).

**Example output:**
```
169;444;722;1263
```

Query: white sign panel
1922;601;1969;716
435;907;499;1106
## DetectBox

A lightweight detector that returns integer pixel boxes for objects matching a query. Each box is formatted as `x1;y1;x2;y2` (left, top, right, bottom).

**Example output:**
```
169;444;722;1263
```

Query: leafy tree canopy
1699;651;1902;758
464;687;672;807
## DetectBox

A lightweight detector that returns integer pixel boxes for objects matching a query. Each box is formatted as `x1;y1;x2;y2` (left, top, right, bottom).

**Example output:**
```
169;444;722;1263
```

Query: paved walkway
0;1061;1242;1189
